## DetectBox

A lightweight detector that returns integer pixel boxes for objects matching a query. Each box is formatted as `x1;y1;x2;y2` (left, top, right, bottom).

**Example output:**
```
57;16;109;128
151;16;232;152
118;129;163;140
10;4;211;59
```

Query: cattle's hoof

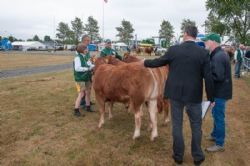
133;132;140;140
151;131;158;141
98;123;103;129
108;116;113;120
133;135;140;140
150;135;158;141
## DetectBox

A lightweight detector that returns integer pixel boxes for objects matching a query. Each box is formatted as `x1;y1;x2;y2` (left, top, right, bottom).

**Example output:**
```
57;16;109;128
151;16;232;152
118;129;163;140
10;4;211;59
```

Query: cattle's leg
133;105;142;139
163;99;170;124
148;99;158;141
96;94;105;128
108;102;113;120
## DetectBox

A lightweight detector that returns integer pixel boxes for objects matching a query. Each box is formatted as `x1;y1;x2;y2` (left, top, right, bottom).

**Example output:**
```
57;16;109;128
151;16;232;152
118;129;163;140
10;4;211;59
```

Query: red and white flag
104;0;108;3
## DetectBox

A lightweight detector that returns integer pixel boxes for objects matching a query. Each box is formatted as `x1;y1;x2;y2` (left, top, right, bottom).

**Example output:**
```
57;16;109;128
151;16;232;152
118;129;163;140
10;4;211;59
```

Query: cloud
0;0;208;40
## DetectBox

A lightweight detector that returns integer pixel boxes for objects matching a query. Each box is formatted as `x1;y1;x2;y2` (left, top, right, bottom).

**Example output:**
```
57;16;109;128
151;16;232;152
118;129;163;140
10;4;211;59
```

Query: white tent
113;42;127;47
112;42;128;51
12;41;46;51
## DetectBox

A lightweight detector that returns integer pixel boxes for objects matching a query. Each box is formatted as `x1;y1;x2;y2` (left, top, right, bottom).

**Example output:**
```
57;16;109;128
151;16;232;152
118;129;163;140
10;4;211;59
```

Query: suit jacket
144;41;214;103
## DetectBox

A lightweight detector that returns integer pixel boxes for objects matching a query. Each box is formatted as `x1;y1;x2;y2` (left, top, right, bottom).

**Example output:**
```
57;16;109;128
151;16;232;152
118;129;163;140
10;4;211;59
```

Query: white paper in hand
202;101;211;119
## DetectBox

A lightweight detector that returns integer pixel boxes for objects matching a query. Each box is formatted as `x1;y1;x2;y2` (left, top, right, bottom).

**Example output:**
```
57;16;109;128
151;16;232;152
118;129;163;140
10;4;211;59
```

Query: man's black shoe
74;108;84;117
172;155;183;165
175;160;183;165
194;158;205;166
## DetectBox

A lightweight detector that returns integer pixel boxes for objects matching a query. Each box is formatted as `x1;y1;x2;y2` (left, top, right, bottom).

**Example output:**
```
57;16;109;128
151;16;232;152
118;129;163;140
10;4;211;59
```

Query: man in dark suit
139;26;214;166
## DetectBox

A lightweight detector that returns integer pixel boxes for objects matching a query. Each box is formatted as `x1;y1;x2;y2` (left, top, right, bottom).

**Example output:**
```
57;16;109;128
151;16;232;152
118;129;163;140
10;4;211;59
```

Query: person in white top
234;44;245;78
73;44;95;116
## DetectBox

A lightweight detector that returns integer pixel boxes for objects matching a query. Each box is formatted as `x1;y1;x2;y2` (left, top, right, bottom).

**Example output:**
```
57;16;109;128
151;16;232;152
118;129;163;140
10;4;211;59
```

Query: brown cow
93;56;128;120
93;56;168;140
144;47;154;56
135;47;142;55
123;53;170;124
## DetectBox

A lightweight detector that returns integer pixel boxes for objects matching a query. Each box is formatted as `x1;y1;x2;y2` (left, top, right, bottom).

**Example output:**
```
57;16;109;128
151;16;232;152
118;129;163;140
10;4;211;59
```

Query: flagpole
102;0;104;41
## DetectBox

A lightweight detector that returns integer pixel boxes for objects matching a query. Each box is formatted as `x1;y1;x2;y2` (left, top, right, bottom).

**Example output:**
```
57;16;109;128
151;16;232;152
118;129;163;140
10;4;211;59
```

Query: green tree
159;20;174;47
71;17;84;44
33;35;40;41
206;0;250;45
64;30;75;44
181;19;196;33
44;35;52;42
56;22;71;44
8;36;14;42
85;16;100;41
0;36;2;41
116;19;134;45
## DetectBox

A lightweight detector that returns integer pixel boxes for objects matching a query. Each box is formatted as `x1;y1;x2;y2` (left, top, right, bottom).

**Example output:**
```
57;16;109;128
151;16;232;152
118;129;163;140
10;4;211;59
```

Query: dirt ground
0;54;250;166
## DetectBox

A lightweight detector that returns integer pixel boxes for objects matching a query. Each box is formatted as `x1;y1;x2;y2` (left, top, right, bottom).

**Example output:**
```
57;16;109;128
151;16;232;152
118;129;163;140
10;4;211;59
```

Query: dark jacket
144;41;214;103
210;47;232;100
245;50;250;58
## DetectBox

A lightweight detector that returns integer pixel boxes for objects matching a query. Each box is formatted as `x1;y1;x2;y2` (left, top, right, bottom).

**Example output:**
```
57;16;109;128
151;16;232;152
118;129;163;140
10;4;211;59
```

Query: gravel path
0;63;72;79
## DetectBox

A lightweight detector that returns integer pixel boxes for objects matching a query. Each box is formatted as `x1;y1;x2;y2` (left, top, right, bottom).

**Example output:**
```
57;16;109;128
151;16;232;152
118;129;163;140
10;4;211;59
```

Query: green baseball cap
202;33;221;43
105;39;111;43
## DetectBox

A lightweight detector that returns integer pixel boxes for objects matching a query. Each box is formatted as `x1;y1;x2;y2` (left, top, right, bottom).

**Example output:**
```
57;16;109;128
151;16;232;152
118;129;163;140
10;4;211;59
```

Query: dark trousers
170;99;204;162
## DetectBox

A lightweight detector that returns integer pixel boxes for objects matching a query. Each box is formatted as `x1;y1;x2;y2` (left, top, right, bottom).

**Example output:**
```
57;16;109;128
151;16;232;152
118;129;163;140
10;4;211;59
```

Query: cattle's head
123;52;130;60
93;56;125;73
123;53;141;63
90;55;97;63
106;55;125;65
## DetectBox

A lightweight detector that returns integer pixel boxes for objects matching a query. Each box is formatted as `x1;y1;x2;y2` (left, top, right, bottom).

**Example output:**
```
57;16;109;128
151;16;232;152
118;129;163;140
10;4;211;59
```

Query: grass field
0;53;250;166
0;52;74;70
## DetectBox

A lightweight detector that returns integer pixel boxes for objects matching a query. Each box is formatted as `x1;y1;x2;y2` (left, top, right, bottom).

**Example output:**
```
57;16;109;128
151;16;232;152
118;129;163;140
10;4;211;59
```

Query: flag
104;0;108;3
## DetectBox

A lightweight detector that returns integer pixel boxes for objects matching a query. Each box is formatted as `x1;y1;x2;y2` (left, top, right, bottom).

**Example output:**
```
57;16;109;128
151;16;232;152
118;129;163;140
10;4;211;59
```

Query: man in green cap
100;39;122;60
202;33;232;152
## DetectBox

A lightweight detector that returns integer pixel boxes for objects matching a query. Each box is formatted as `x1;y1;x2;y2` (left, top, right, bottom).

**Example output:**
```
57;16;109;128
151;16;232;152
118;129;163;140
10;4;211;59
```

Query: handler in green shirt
100;39;122;60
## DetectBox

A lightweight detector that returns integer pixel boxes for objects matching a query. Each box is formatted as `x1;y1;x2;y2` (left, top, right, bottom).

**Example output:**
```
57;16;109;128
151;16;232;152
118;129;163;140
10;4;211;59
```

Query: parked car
155;47;167;56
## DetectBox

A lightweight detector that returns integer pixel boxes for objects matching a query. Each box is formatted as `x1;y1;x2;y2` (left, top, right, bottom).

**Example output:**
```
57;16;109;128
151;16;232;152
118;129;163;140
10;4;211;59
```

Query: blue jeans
234;61;242;77
211;98;227;146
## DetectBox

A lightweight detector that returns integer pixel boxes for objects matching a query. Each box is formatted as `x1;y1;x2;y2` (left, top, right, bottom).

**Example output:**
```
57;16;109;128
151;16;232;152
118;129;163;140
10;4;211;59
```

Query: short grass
0;52;73;70
0;56;250;166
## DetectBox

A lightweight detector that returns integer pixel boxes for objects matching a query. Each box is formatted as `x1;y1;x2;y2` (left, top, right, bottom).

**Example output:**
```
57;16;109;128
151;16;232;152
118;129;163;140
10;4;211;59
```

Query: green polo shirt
100;47;122;60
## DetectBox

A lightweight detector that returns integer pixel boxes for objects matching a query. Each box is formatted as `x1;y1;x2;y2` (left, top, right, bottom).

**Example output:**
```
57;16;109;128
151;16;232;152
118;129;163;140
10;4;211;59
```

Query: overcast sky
0;0;208;41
